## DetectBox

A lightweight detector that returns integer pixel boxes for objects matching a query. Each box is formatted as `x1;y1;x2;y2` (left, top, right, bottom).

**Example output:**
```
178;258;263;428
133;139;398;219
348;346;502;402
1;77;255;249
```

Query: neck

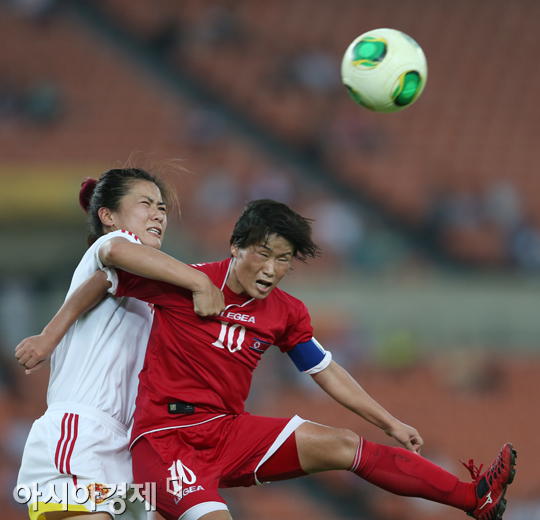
225;258;244;295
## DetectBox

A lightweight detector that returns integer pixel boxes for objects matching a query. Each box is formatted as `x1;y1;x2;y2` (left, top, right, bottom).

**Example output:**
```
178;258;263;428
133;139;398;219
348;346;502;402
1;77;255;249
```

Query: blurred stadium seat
92;0;540;267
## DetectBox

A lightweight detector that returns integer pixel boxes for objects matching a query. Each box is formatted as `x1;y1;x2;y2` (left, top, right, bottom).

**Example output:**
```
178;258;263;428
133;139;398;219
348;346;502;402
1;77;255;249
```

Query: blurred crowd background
1;1;539;519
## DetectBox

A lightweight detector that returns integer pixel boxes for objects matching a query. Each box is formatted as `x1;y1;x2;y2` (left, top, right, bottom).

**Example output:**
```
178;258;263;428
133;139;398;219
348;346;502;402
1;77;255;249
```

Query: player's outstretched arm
311;360;424;453
15;270;111;374
99;237;224;317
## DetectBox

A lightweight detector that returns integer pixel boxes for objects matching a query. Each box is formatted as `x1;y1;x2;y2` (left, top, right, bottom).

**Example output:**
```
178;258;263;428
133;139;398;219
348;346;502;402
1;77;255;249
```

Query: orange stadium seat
88;0;540;267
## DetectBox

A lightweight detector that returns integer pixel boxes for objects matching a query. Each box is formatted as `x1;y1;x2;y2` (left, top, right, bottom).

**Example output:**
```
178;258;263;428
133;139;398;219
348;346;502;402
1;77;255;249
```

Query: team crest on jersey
87;483;111;504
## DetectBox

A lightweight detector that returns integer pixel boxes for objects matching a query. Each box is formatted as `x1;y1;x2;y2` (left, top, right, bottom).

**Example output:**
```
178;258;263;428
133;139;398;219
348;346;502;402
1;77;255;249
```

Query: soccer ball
341;28;427;113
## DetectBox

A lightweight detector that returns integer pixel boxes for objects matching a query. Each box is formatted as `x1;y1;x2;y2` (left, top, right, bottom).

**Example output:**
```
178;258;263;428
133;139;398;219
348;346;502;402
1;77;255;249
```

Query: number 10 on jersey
212;322;246;353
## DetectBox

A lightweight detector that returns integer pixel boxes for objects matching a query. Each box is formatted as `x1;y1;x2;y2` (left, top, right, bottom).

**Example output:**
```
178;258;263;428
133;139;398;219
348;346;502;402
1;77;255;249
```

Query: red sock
350;439;477;511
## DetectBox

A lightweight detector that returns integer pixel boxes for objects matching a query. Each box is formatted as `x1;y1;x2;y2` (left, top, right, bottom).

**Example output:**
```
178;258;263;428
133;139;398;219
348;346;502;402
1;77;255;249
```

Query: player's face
228;234;294;299
107;180;167;249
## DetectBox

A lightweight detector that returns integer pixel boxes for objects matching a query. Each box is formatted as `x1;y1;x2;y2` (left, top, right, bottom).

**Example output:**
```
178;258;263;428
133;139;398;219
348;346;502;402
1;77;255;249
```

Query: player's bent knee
341;428;361;452
332;428;360;463
296;422;360;472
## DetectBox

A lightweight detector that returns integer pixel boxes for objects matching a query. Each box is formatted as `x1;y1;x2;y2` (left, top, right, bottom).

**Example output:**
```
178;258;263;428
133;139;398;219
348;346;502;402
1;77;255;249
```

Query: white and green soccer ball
341;28;427;113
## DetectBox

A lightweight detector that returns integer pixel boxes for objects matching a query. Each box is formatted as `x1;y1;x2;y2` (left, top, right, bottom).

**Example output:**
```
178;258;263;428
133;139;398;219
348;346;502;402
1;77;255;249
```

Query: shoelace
460;458;484;482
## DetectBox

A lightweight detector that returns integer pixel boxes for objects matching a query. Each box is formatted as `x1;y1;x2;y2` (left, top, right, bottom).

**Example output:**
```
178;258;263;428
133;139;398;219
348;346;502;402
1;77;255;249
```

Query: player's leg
294;420;359;472
345;436;516;520
294;420;475;507
267;421;515;519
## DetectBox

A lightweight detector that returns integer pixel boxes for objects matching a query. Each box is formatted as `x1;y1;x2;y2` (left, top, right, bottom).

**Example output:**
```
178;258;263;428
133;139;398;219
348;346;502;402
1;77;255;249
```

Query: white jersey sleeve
47;230;153;429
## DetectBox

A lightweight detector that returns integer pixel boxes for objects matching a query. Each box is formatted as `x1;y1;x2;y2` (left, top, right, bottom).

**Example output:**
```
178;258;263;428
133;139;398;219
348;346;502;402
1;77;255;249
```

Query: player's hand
383;420;424;454
15;332;57;374
192;280;225;317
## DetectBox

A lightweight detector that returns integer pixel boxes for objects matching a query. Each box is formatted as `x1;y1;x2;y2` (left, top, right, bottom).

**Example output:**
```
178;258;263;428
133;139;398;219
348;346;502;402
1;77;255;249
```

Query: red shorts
132;412;305;520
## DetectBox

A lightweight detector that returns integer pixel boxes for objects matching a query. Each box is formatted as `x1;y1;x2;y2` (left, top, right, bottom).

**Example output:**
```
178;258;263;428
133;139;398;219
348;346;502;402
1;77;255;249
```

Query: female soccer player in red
20;199;516;520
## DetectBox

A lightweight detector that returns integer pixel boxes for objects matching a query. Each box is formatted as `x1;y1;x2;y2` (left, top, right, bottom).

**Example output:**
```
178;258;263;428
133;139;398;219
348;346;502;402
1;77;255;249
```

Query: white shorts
17;403;148;520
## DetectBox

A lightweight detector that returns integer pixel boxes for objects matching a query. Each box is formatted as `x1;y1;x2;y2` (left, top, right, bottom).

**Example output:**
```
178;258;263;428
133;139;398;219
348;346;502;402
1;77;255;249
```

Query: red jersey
112;258;313;446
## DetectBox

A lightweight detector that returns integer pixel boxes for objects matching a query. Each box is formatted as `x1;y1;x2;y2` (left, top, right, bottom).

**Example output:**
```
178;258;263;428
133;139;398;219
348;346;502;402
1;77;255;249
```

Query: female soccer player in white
15;168;224;520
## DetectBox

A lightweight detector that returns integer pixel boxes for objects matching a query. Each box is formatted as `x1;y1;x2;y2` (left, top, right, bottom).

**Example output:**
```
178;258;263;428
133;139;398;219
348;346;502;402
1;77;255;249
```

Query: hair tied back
79;177;98;214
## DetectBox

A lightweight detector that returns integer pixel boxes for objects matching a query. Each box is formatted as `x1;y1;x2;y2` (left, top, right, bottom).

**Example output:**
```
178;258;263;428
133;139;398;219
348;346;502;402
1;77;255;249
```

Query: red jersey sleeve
113;269;190;306
274;299;314;353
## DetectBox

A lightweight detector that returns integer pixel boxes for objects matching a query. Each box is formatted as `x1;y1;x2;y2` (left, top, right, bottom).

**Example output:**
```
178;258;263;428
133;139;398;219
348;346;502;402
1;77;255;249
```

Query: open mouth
255;279;272;292
148;227;161;237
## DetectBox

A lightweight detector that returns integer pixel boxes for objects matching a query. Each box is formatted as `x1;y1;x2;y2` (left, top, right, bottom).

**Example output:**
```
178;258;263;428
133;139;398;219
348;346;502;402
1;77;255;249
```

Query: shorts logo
167;460;203;502
87;483;111;504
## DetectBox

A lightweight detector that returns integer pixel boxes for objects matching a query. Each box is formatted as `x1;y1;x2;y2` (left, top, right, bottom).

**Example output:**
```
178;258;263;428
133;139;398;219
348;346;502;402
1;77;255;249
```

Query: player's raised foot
461;443;517;520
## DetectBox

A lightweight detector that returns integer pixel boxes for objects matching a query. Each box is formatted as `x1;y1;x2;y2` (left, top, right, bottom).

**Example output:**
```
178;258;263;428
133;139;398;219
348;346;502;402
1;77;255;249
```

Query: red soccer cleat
461;443;517;520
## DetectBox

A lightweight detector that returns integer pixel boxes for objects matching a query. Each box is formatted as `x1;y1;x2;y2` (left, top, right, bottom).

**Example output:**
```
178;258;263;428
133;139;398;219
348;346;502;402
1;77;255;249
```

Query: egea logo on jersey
225;312;255;324
167;460;204;503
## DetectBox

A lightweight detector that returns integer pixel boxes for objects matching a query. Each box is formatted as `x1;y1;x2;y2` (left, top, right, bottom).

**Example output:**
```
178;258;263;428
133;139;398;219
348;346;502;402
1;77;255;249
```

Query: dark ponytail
79;177;98;214
79;168;177;246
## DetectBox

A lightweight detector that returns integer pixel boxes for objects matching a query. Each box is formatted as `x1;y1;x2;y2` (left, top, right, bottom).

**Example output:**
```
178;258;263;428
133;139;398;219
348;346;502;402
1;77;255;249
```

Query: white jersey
47;229;153;429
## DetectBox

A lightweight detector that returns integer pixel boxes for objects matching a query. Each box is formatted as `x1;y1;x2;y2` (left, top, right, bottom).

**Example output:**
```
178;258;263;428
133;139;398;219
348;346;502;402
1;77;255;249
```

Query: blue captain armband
287;338;332;375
